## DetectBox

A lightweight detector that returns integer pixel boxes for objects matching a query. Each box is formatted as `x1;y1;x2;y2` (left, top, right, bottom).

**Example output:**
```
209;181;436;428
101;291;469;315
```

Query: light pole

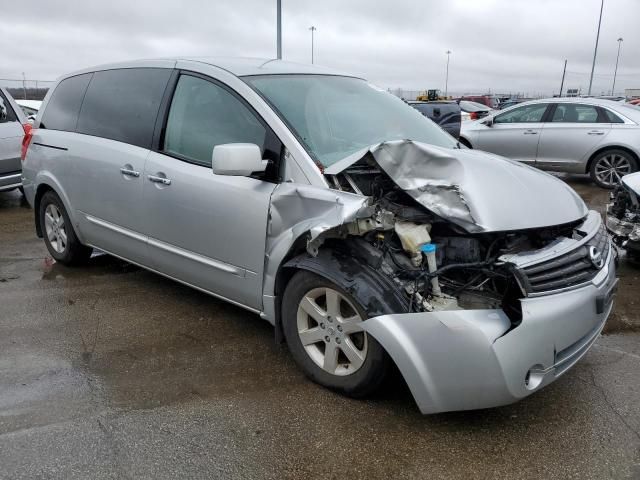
444;50;452;98
588;0;604;95
612;37;623;95
276;0;282;59
309;26;317;64
559;59;568;97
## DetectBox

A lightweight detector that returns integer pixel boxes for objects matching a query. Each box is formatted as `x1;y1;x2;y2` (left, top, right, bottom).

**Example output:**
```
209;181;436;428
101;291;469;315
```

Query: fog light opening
525;365;545;391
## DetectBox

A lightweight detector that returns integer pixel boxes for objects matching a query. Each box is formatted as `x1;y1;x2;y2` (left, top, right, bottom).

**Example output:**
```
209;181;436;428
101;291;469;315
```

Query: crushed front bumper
606;208;640;254
362;252;617;414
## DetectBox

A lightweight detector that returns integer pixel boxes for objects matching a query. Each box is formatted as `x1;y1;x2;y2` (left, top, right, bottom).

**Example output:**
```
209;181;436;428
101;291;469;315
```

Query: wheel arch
32;174;86;243
273;246;409;342
586;145;640;174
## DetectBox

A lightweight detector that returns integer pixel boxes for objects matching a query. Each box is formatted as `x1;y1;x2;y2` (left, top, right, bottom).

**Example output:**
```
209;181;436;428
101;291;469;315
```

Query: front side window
494;103;548;124
245;75;457;167
163;75;267;167
551;104;599;123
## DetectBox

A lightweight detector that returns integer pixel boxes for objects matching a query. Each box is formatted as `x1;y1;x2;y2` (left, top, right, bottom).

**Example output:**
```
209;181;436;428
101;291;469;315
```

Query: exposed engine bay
607;172;640;259
306;152;586;324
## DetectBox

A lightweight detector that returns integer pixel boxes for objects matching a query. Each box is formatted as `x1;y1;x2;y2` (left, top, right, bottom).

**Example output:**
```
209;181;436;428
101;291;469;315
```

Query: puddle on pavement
75;304;298;411
41;252;141;281
34;265;302;411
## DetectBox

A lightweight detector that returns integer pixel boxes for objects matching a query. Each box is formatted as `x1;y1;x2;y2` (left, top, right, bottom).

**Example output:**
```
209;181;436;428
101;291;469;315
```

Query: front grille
518;222;610;295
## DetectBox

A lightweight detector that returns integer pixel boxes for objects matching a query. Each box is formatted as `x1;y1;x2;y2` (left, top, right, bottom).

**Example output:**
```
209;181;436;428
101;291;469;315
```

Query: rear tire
282;270;391;398
590;149;637;189
39;191;92;265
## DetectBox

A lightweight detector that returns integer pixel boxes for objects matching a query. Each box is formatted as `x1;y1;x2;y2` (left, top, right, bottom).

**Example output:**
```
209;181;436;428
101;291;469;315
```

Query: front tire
282;270;391;398
590;149;637;189
39;191;92;265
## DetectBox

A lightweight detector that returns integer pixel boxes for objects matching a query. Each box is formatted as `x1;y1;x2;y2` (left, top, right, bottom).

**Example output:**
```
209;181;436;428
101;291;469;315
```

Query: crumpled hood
325;140;588;233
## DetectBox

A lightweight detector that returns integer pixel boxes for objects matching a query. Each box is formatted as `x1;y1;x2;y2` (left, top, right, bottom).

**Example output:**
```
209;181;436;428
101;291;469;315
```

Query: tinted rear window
76;68;171;149
40;74;92;131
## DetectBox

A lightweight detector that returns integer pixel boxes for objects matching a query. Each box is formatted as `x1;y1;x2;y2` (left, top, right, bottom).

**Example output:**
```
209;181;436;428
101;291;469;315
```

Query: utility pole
444;50;452;98
309;26;317;64
22;72;27;100
559;59;567;97
612;37;623;95
588;0;604;95
276;0;282;59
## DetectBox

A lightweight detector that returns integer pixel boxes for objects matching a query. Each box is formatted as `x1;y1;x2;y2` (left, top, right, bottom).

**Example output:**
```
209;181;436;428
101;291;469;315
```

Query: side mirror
0;99;6;121
484;117;494;127
211;143;267;176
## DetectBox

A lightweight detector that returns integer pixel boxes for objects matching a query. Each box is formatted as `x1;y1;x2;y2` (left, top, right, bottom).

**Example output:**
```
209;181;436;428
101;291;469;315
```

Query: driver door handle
588;130;605;135
148;174;172;186
523;130;538;135
120;167;140;177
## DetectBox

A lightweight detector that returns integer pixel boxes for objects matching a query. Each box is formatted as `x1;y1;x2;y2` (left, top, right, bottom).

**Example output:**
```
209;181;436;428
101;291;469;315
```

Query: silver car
22;58;617;414
0;86;28;192
460;97;640;188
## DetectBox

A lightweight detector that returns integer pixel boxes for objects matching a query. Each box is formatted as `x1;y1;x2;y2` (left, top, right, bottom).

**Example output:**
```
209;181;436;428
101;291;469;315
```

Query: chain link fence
0;77;55;100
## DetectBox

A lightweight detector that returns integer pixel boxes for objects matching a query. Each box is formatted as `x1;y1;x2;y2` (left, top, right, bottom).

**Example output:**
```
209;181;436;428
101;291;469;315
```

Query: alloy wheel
594;153;632;188
296;287;368;376
44;204;67;254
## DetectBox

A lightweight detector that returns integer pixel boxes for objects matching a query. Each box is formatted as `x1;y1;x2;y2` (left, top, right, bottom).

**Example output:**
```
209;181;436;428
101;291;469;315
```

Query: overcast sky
1;0;638;96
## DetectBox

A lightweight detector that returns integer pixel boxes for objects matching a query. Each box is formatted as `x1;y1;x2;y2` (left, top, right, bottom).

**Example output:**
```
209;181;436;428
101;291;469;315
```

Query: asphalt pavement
1;176;639;479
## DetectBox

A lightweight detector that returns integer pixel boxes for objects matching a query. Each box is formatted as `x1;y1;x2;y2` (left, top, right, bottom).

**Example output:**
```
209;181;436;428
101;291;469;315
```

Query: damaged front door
142;73;280;310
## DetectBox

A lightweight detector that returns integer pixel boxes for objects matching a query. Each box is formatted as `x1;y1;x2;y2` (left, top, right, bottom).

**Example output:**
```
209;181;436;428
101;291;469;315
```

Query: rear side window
76;68;171;149
40;74;92;131
551;104;599;123
602;109;624;123
163;75;267;166
412;104;433;116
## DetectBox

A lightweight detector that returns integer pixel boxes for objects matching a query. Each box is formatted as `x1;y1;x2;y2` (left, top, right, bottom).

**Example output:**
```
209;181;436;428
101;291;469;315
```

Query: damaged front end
285;140;593;320
266;140;615;413
606;172;640;259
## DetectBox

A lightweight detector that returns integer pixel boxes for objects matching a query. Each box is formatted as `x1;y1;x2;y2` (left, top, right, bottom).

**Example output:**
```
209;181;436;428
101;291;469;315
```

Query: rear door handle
523;130;538;135
120;167;140;177
148;174;171;186
588;130;605;135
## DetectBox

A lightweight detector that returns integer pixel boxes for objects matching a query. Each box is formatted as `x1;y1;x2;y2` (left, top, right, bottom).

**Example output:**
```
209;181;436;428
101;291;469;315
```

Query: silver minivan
22;58;617;414
0;86;28;192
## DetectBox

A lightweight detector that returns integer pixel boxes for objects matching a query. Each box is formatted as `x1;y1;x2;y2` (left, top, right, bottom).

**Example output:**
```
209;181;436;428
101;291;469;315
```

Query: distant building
625;88;640;99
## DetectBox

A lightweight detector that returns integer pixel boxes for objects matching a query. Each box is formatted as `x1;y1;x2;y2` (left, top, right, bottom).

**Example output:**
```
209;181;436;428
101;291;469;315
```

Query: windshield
245;75;457;167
